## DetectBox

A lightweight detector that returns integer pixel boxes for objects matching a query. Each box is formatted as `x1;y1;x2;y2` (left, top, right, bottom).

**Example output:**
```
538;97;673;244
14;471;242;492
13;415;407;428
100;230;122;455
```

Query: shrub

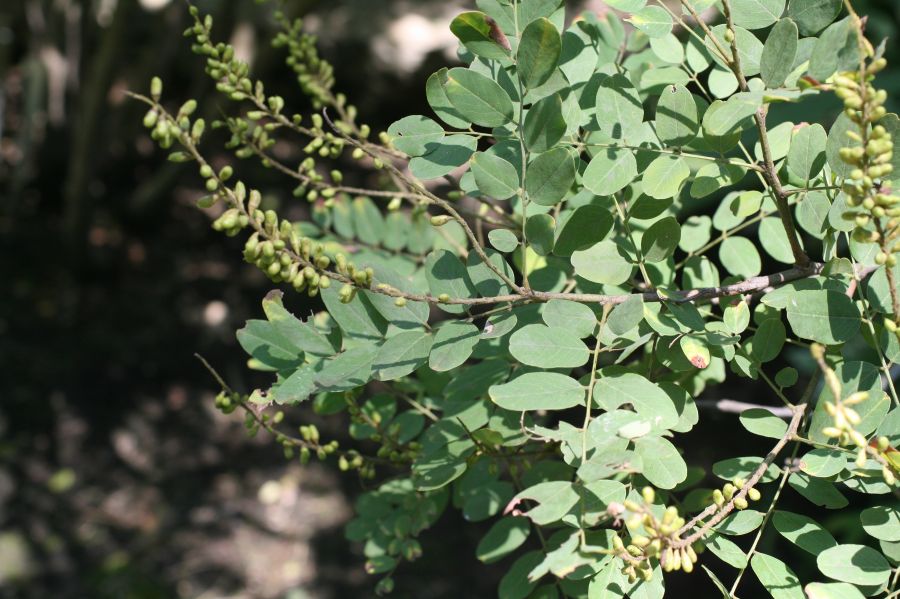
135;1;900;596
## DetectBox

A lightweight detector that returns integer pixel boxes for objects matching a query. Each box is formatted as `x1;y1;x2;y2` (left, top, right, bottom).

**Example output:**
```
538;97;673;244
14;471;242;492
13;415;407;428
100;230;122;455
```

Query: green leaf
321;285;388;344
572;240;634;285
677;217;712;256
751;317;786;363
787;0;842;36
703;94;759;137
489;228;519;252
525;214;556;256
429;321;480;372
634;436;687;489
761;19;799;88
861;505;900;542
626;6;672;38
717;510;765;536
788;472;848;508
517;17;561;89
366;266;429;328
524;93;566;153
607;295;645;336
450;11;511;61
237;320;303;372
554;205;614;257
472;152;520;200
655;84;700;146
719;236;761;277
759;216;800;264
509;481;579;526
816;544;891;587
708;533;749;568
477;517;531;563
732;0;786;30
741;408;788;439
444;67;515;127
826;112;859;179
640;216;681;262
785;289;860;345
490;372;585;411
751;553;804;599
409;134;478;180
468;248;514;297
593;371;680;429
261;291;337;356
425;249;478;315
604;0;646;10
351;196;384;246
315;346;377;392
387;115;444;157
271;363;317;404
583;147;637;196
724;300;751;335
641;155;690;200
787;124;827;182
525;147;576;206
499;551;543;599
509;324;591;368
426;68;471;129
799;448;846;477
373;331;432;381
772;510;838;555
543;299;598;338
804;583;866;599
714;456;781;483
595;74;644;141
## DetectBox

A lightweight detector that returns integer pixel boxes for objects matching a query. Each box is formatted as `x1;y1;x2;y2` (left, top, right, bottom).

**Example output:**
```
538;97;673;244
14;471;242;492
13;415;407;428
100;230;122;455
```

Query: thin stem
582;305;613;462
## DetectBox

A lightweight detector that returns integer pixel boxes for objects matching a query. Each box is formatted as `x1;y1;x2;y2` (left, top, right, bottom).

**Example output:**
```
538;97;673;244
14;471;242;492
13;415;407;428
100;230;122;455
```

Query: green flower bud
151;76;163;101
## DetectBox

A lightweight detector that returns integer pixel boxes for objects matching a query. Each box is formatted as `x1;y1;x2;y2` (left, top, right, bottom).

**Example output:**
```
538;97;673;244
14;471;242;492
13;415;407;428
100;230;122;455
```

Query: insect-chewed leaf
450;11;511;62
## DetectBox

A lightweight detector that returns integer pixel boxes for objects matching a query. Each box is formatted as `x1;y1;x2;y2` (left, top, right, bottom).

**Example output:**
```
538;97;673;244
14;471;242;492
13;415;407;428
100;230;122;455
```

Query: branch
720;0;810;266
673;403;807;548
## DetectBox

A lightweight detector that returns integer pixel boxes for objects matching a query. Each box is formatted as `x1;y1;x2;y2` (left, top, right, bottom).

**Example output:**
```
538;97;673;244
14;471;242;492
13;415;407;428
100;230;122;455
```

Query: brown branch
720;0;810;266
673;403;807;548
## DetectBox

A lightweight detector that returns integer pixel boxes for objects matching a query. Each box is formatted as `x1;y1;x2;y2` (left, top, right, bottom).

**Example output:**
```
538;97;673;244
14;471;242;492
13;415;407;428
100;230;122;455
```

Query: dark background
1;1;898;597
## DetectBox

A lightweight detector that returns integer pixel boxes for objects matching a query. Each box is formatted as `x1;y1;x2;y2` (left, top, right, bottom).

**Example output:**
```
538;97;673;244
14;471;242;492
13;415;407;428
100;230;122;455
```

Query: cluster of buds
835;64;900;249
242;214;332;296
335;252;376;304
612;487;700;581
710;477;761;511
813;345;897;485
294;424;340;464
834;59;900;342
347;397;421;469
272;12;338;110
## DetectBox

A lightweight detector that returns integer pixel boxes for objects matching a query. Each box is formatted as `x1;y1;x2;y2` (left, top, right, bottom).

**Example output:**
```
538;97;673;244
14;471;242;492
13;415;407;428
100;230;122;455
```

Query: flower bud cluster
813;344;897;485
612;487;699;581
710;477;761;511
834;58;900;341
